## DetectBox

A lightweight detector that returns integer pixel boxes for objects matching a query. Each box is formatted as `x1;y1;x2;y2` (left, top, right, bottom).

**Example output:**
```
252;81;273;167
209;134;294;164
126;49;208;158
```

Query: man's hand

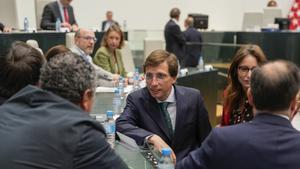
148;134;176;164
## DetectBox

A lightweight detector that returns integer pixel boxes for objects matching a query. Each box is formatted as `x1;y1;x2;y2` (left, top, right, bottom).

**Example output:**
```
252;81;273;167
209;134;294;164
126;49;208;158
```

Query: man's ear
80;89;94;113
290;95;299;120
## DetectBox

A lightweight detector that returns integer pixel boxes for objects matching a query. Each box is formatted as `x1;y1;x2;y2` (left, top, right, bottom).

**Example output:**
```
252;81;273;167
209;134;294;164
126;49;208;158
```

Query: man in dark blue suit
101;10;119;32
40;0;78;31
183;17;203;67
176;60;300;169
164;8;186;67
116;49;211;162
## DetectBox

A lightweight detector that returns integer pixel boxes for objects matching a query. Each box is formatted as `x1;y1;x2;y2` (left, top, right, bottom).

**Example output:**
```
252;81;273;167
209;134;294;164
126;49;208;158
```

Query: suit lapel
172;86;186;145
53;2;63;21
143;89;172;142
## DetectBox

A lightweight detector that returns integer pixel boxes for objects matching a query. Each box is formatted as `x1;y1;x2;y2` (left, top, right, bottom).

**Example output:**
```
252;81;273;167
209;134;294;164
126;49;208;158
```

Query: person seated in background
116;49;211;162
221;44;267;126
176;60;300;169
102;10;119;32
183;17;203;67
0;52;128;169
0;22;11;32
164;7;186;67
267;0;277;7
71;28;119;87
45;44;70;61
93;24;127;77
40;0;78;31
0;41;45;105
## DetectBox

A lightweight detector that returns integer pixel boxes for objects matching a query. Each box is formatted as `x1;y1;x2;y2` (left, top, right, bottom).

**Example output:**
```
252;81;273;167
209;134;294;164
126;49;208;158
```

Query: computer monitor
274;18;290;30
188;13;209;29
263;8;282;27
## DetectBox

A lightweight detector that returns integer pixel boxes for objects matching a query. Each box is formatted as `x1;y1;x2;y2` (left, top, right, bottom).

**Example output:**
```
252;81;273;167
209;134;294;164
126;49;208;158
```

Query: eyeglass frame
238;65;256;74
145;72;170;82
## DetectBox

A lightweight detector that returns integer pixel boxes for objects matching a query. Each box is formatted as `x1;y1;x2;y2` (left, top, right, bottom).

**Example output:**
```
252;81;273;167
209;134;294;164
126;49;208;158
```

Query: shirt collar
157;86;175;103
57;0;64;9
171;18;179;25
273;113;290;120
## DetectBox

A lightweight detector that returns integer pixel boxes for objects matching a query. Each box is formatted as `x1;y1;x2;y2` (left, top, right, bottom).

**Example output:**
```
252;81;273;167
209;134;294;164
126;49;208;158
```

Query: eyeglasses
238;66;256;74
145;72;169;82
78;36;97;42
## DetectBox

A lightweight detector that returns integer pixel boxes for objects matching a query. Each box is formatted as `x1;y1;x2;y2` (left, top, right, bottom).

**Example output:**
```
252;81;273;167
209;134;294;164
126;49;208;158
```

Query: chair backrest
35;0;54;29
242;12;263;31
143;38;165;61
26;39;43;55
121;41;135;73
65;32;75;48
262;8;282;27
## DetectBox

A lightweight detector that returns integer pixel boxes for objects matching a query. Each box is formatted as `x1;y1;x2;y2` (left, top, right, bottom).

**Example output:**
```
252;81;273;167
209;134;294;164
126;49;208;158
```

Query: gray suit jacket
40;1;77;30
70;45;115;87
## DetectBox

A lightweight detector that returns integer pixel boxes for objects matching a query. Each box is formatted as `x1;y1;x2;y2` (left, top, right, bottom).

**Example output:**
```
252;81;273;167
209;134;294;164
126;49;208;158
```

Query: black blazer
164;20;186;65
40;1;77;30
183;27;203;67
0;86;128;169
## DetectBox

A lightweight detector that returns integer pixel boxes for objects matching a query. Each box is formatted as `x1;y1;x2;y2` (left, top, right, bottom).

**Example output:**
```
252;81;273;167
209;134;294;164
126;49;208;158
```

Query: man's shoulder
175;85;200;95
47;1;58;8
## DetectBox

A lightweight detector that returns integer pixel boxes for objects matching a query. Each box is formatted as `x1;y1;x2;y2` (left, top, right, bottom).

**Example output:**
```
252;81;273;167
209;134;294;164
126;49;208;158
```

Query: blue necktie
159;102;173;137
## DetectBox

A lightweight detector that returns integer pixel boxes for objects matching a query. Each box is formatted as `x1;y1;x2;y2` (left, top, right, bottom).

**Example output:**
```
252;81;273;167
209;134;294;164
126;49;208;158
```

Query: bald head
74;28;96;55
250;60;300;112
185;17;194;28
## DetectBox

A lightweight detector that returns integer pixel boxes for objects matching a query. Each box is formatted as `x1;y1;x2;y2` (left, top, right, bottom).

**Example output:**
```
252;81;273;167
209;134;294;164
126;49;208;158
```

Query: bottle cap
161;148;171;156
106;110;114;117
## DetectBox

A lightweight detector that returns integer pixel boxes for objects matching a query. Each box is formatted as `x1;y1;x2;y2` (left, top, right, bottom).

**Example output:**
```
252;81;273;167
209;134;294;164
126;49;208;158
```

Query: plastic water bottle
113;89;121;114
133;68;140;91
55;18;61;32
118;77;125;100
197;56;205;71
104;110;116;148
158;148;174;169
24;17;29;32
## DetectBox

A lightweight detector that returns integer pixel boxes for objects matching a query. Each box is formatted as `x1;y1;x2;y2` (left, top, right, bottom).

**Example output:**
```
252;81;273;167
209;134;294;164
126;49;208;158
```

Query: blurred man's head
184;17;194;28
39;52;96;112
106;11;113;21
249;60;300;118
74;28;97;55
0;41;45;99
170;8;181;20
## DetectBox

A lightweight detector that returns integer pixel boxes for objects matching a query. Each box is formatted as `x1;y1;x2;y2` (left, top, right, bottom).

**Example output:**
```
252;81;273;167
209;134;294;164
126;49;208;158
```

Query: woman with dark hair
93;24;127;77
221;44;267;125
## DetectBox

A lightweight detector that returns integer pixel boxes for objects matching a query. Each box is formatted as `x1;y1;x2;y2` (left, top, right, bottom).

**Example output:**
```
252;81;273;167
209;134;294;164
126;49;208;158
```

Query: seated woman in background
93;24;127;77
221;44;267;126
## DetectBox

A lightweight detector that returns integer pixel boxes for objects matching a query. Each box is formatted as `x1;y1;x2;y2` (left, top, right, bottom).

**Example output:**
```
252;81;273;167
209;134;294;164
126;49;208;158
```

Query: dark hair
39;52;96;104
170;8;180;18
143;49;178;77
101;24;124;49
45;45;70;61
225;44;267;112
0;41;45;98
251;60;300;111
